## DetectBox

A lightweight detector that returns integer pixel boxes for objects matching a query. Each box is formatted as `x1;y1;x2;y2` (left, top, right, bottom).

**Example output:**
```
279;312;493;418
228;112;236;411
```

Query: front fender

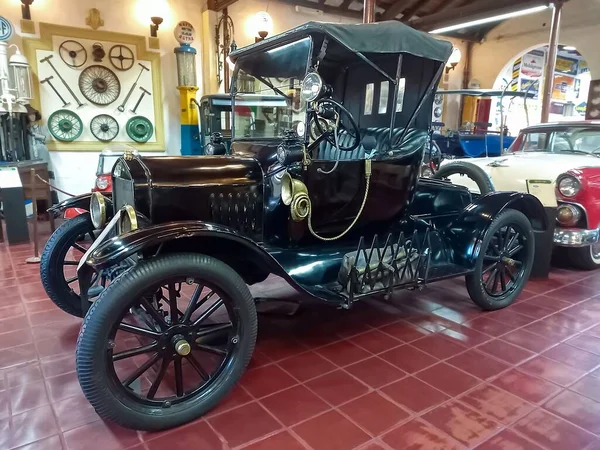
443;191;548;267
48;192;113;216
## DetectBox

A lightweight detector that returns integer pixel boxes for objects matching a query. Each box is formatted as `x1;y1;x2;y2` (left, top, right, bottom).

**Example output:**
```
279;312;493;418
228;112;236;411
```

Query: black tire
465;209;535;310
433;161;495;195
566;246;600;270
40;213;94;317
76;253;257;431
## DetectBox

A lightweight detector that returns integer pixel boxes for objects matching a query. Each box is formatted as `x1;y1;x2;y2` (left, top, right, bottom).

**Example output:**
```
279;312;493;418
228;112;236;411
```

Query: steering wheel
310;98;361;152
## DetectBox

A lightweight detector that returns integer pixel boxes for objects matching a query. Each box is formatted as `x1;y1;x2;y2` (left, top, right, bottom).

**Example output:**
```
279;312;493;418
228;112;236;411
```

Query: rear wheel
566;245;600;270
465;209;534;310
40;213;97;317
76;253;257;431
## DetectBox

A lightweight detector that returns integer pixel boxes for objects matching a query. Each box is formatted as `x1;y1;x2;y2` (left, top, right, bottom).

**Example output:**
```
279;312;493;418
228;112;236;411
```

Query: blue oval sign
0;17;14;42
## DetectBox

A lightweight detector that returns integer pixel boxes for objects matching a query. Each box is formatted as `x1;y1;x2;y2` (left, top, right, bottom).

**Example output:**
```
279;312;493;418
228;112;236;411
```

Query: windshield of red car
511;128;600;155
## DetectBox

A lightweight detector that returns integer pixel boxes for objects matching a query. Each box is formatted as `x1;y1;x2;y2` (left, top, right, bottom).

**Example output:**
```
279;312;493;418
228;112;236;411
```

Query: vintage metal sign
0;17;14;41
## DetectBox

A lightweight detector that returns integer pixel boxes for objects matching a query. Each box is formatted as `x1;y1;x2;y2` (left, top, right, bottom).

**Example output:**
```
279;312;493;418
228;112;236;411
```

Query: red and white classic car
436;121;600;270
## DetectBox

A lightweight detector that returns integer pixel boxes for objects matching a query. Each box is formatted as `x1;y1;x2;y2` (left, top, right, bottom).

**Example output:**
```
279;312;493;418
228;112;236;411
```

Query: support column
201;9;220;96
363;0;375;23
540;1;563;123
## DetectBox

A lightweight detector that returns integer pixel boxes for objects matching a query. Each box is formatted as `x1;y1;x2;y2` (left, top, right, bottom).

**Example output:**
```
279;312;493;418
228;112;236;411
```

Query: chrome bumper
554;228;600;247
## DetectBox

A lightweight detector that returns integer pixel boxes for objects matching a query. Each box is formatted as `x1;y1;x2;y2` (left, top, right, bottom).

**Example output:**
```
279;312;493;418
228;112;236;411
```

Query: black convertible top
229;21;453;63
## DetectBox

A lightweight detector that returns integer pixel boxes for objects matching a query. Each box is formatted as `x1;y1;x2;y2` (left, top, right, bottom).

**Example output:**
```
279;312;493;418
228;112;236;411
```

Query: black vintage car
72;21;547;431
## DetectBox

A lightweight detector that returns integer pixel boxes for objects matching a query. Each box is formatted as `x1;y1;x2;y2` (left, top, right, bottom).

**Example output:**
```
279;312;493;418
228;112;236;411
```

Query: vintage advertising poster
552;75;575;100
555;56;578;75
520;51;544;78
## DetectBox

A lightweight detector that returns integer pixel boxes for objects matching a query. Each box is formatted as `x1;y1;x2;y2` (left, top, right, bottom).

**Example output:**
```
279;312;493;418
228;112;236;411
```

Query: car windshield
97;154;121;175
233;38;311;140
511;128;600;156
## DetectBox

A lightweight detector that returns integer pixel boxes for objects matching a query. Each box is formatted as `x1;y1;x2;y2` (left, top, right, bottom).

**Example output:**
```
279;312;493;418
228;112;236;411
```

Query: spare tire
433;161;495;195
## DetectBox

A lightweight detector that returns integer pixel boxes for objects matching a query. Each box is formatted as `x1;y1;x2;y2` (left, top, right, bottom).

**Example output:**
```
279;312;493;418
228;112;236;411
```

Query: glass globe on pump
173;21;200;155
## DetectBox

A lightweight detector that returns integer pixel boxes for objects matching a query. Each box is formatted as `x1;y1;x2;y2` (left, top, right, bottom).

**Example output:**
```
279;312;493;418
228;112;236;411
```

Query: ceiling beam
412;0;550;31
208;0;239;11
399;0;435;23
275;0;366;19
380;0;412;21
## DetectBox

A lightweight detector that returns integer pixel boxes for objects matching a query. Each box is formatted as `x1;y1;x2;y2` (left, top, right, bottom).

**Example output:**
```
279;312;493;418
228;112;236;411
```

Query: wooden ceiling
210;0;551;42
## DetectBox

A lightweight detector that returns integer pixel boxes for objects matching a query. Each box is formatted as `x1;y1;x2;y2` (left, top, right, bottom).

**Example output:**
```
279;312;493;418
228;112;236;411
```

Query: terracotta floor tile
241;431;306;450
208;402;281;448
459;384;533;425
292;410;370;450
9;380;49;415
316;339;372;367
519;355;586;386
513;408;596;450
241;364;297;399
430;306;480;325
479;339;536;365
464;317;517;337
544;390;600;434
566;334;600;356
144;421;223;450
10;405;59;449
379;321;432;343
350;329;403;354
570;375;600;402
260;385;329;426
255;337;309;362
524;321;578;342
440;324;492;346
545;285;598;303
510;302;556;319
542;313;595;332
501;329;558;353
415;362;481;397
492;369;561;404
487;309;536;327
543;343;600;371
345;357;406;389
422;400;502;447
45;372;82;402
6;362;43;387
380;376;449;413
0;329;34;351
306;369;369;406
278;351;336;382
12;434;64;450
447;350;511;380
410;334;468;359
475;429;544;449
379;344;438;373
52;392;100;432
382;418;466;450
340;392;410;436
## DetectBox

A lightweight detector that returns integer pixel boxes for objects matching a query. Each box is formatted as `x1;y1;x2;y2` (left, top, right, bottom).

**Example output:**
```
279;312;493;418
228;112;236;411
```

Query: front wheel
465;209;535;310
566;245;600;270
76;253;257;431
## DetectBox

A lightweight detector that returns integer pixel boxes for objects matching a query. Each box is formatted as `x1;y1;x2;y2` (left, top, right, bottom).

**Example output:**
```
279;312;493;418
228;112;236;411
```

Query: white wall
470;0;600;88
2;0;204;200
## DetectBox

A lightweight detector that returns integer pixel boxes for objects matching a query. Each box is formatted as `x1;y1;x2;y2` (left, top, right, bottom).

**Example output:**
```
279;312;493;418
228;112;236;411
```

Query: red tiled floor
415;362;481;397
339;392;410;435
422;400;502;447
492;369;561;404
447;350;511;380
513;408;597;450
382;419;466;450
292;410;370;450
4;221;600;449
380;376;449;413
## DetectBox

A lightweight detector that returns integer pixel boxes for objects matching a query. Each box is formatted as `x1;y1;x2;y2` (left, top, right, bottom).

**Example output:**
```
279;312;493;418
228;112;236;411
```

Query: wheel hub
501;256;517;267
173;335;191;356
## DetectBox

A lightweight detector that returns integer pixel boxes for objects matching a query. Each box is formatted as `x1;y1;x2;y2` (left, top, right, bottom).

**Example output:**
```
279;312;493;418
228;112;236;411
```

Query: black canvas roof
229;21;453;64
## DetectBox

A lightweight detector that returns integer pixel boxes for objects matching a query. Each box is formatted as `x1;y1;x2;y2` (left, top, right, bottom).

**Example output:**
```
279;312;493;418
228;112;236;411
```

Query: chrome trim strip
554;228;599;247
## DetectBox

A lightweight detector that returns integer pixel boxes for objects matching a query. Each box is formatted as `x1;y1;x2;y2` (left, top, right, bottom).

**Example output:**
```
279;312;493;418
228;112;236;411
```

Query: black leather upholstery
316;127;428;161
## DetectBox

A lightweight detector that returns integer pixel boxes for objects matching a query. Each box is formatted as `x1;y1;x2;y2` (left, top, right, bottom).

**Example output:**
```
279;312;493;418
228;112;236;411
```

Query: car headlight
421;166;433;178
301;72;323;102
118;205;138;234
95;175;109;191
558;176;580;197
90;192;106;229
557;203;582;227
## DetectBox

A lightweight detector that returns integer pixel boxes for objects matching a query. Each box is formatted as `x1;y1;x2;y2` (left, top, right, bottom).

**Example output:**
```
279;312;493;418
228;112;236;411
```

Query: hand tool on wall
130;87;151;114
39;55;85;108
118;63;149;112
40;76;70;107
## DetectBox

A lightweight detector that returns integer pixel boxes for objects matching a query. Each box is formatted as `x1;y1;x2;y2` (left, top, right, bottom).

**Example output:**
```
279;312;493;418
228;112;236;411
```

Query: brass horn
281;171;311;222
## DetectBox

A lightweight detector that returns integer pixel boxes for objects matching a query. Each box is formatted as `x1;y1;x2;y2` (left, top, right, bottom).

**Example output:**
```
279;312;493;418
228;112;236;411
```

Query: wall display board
22;23;164;151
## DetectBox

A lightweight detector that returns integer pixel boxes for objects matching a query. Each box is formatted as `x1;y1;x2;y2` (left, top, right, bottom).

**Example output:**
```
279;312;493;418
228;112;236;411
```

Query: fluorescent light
563;45;576;51
429;5;549;34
